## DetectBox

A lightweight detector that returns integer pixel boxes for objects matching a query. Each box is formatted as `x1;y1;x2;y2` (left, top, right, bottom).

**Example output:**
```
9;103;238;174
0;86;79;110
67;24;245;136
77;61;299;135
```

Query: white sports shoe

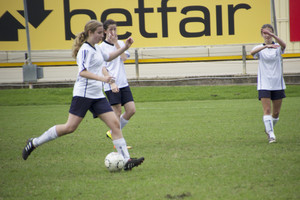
268;137;276;144
265;130;276;144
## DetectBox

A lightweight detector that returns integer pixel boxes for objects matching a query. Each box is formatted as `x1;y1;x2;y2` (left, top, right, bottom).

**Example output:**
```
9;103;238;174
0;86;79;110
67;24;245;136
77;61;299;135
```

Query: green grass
0;85;299;106
0;85;299;200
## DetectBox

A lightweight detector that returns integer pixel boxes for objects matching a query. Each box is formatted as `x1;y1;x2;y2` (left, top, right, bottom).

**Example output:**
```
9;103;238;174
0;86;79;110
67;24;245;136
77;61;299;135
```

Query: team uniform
252;42;286;100
22;21;144;169
252;41;286;143
99;40;134;106
70;42;113;118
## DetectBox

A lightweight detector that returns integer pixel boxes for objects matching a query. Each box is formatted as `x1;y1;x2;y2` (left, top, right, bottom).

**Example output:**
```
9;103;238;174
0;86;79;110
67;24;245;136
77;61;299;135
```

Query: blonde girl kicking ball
22;20;144;170
250;24;286;143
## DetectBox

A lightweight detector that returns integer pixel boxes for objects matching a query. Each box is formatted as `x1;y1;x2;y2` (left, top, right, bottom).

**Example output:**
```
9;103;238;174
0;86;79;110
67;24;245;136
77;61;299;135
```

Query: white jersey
252;43;286;90
99;40;130;92
73;42;109;99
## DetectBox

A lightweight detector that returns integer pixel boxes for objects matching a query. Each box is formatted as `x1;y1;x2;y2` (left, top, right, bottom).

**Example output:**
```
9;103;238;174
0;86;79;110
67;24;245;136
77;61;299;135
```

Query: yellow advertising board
0;0;271;50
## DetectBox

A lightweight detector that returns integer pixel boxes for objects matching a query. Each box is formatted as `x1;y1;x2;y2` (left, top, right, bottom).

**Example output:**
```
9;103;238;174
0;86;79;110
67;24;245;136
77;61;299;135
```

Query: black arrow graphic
0;11;25;41
18;0;52;28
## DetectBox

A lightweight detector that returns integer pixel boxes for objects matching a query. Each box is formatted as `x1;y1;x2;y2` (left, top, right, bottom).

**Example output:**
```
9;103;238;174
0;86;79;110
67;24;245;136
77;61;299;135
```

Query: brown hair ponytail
72;31;86;59
72;20;103;59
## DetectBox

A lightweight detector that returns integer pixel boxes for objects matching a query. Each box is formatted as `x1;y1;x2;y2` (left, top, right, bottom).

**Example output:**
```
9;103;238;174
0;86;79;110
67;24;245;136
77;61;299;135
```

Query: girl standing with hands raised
250;24;286;144
22;20;144;170
100;19;136;143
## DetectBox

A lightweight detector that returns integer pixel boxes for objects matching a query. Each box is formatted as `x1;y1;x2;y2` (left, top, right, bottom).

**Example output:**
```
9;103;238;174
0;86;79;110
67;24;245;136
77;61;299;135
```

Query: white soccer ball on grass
104;152;125;172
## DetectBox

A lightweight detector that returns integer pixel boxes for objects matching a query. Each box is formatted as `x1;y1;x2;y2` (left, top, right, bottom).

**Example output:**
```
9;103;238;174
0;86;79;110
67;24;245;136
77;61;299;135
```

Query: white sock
263;115;276;138
113;138;130;163
273;117;279;127
120;114;129;130
32;126;58;147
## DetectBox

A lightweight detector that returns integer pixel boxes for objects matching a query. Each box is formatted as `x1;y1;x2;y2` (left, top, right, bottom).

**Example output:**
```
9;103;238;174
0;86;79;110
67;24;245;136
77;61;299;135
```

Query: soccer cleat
106;130;112;140
268;137;276;144
22;138;36;160
265;130;276;144
124;157;144;171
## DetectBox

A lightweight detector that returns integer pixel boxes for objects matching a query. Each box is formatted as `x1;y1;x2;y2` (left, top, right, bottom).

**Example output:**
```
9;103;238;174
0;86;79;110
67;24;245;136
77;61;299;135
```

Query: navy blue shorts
105;86;134;106
69;96;113;118
258;90;286;100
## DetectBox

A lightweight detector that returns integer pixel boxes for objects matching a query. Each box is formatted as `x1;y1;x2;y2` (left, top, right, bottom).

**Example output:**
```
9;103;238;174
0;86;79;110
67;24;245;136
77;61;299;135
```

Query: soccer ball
104;152;125;172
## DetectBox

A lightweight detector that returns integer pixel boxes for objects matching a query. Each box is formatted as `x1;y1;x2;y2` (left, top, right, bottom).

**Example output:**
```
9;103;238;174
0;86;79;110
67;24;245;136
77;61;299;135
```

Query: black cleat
22;138;36;160
124;157;144;171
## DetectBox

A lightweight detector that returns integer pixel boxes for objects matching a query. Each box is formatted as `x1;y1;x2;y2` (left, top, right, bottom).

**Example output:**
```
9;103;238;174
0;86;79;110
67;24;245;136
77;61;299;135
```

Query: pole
271;0;278;35
242;45;246;74
23;0;34;88
135;49;139;79
23;0;32;65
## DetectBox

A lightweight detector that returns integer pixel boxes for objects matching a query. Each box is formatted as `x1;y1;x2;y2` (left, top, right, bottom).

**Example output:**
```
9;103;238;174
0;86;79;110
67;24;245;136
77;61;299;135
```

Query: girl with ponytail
22;19;144;171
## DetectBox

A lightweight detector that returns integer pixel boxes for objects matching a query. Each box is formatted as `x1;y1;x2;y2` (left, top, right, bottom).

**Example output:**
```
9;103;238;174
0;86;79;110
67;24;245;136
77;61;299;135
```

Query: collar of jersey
104;40;114;46
85;41;96;50
263;41;275;45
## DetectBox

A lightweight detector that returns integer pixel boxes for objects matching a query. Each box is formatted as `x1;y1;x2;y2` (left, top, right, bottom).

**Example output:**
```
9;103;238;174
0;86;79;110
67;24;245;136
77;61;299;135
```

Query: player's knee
65;124;77;134
128;107;136;117
126;105;136;117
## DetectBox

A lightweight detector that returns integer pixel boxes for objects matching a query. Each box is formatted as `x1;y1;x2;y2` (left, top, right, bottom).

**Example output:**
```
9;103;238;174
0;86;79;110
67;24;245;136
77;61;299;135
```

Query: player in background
22;20;144;170
250;24;286;143
100;19;136;144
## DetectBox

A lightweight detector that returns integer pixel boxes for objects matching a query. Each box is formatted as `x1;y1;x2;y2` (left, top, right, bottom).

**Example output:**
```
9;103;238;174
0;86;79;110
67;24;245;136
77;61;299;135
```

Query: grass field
0;85;299;200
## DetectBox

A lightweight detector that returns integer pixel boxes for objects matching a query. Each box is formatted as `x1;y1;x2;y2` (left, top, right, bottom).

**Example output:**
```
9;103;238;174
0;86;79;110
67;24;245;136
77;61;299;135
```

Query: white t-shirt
73;42;109;99
252;43;286;90
99;40;130;92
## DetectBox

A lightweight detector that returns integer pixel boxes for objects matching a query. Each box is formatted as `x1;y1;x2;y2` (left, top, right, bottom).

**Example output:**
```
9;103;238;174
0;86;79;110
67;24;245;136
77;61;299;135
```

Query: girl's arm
250;43;282;56
102;67;119;92
250;45;267;56
250;44;281;56
106;32;133;62
263;29;286;51
79;69;113;83
114;42;128;62
272;34;286;51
